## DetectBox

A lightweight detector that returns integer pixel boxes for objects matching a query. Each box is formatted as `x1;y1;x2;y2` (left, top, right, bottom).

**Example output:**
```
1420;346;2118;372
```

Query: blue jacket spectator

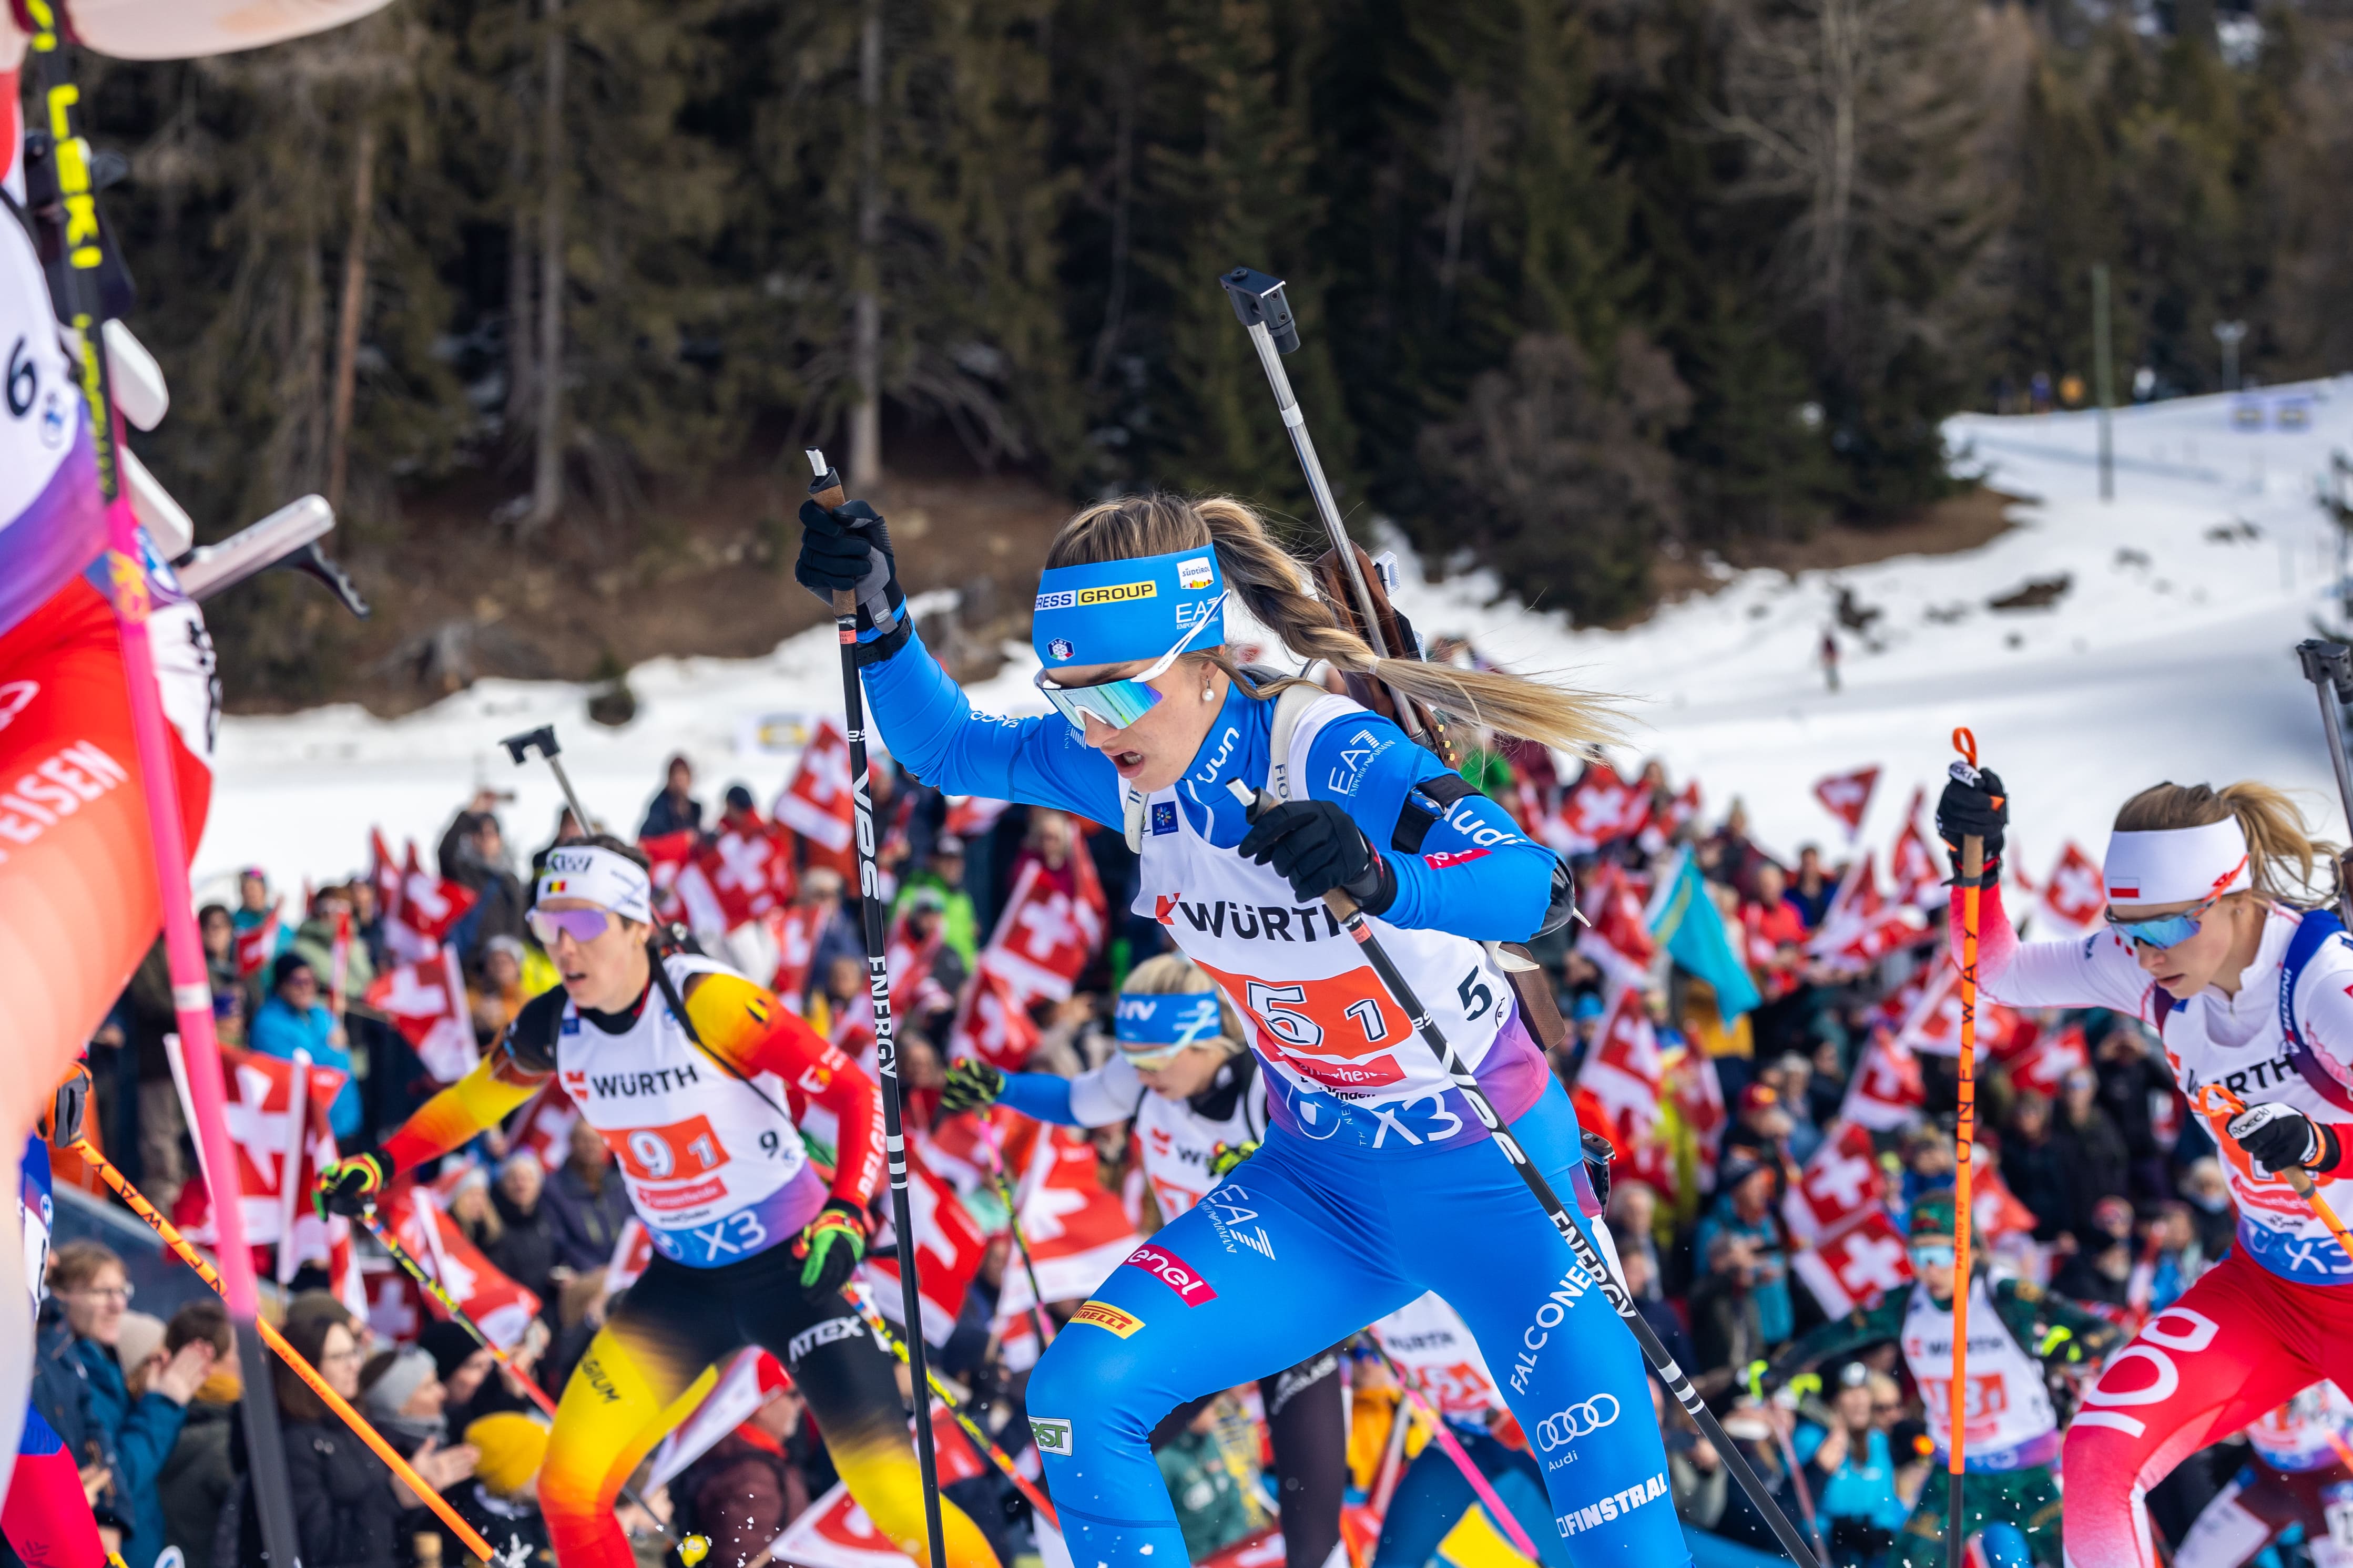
1693;1157;1792;1344
43;1242;216;1568
250;953;361;1140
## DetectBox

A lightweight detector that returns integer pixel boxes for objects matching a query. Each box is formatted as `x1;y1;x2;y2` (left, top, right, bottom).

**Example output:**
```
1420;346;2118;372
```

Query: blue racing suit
861;626;1688;1567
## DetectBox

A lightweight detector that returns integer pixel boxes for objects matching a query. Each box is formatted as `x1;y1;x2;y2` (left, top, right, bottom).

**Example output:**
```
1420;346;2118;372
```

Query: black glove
797;1197;870;1300
1934;766;2008;875
2228;1102;2342;1175
939;1059;1005;1115
1238;798;1397;914
314;1151;393;1220
796;497;907;662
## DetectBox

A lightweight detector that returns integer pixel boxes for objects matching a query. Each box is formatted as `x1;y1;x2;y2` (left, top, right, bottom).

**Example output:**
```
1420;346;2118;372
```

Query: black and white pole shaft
809;448;952;1568
1226;782;1824;1568
2295;640;2353;926
1218;267;1428;745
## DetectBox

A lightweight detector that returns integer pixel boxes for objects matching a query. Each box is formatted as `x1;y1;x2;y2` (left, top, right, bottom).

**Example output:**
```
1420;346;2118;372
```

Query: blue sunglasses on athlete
1031;546;1228;732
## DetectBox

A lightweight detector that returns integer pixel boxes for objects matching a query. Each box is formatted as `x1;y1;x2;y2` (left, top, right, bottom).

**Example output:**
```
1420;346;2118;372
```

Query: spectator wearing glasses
38;1242;216;1568
250;952;361;1141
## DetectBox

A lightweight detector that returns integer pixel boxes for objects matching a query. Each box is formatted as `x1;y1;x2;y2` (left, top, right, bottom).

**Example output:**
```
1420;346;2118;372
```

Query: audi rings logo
1535;1395;1621;1450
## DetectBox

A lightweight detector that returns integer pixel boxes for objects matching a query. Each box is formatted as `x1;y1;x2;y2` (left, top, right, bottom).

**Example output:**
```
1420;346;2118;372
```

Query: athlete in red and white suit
1938;772;2353;1568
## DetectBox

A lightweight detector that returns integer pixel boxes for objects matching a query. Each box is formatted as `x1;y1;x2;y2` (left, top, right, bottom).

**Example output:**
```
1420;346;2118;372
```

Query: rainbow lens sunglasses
2104;893;2223;951
527;906;617;946
1034;593;1228;733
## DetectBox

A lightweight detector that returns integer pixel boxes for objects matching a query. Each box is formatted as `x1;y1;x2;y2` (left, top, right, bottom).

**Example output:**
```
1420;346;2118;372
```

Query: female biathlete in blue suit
797;490;1687;1567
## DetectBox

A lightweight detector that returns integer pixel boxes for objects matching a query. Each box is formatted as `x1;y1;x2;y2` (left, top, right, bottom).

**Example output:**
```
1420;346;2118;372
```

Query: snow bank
198;381;2353;895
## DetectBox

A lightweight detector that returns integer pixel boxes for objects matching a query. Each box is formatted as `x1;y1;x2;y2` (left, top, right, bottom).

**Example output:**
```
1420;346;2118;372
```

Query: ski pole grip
1962;836;1984;884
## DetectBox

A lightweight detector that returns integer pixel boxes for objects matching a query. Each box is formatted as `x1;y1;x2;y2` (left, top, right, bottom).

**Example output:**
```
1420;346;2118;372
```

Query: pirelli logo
1069;1299;1144;1338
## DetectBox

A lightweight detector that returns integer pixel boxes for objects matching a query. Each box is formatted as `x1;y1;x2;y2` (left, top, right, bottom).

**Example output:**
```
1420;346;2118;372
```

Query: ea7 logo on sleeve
1031;1417;1074;1457
1123;1243;1218;1305
1069;1300;1145;1338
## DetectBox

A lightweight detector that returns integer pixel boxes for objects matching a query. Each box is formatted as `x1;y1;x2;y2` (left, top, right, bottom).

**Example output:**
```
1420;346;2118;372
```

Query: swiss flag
1781;1121;1886;1244
368;828;404;925
765;902;828;1011
1576;988;1663;1142
2040;842;2105;931
1889;789;1941;907
1574;863;1655;999
944;795;1011;841
2010;1022;2089;1100
885;909;952;1022
1841;1027;1925;1131
363;944;480;1083
775;720;858;879
234;901;281;979
1670;1043;1727;1196
510;1083;579;1170
993;1125;1142;1333
385;1181;542;1349
1791;1206;1913;1316
1551;762;1649;854
386;842;477;964
606;1217;655;1295
1639;780;1703;855
648;1347;794;1488
860;1139;990;1346
1813;765;1881;841
704;819;796;927
638;829;699;924
945;968;1040;1081
975;850;1104;1005
167;1043;356;1286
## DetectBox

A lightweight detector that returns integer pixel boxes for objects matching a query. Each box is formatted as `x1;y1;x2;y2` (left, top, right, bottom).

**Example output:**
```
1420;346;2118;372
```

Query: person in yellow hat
459;1413;553;1568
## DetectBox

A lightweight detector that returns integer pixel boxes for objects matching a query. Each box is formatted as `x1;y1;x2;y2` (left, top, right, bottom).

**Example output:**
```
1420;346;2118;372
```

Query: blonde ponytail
2113;781;2338;905
1043;494;1623;756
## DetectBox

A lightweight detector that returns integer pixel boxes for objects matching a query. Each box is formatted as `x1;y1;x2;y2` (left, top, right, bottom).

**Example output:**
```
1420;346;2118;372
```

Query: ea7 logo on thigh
1032;1418;1074;1457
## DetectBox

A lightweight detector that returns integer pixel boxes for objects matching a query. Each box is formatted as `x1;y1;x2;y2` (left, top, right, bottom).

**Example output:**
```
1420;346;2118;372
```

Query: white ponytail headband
537;845;654;924
2102;817;2251;907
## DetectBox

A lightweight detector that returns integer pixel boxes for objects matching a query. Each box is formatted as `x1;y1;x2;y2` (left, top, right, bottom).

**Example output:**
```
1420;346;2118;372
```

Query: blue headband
1032;546;1226;670
1114;991;1223;1050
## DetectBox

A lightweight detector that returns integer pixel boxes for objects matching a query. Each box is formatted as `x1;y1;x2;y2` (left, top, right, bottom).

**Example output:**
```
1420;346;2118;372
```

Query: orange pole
70;1141;496;1562
1948;726;1984;1568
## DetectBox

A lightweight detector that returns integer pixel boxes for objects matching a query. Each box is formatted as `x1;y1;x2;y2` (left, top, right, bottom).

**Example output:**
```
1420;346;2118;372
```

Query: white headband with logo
2102;817;2250;907
536;845;654;924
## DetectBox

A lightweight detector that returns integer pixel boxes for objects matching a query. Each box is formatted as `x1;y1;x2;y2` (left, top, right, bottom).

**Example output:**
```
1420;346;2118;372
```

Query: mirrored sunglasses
528;906;616;946
2104;893;2221;951
1908;1243;1955;1269
1116;1040;1190;1072
1035;593;1227;734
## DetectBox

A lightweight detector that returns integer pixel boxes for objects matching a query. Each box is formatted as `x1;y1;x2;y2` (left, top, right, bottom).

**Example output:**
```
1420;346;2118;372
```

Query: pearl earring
1201;682;1216;702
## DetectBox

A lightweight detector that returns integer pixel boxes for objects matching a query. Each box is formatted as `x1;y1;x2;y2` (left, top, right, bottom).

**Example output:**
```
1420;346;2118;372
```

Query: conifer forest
76;0;2353;705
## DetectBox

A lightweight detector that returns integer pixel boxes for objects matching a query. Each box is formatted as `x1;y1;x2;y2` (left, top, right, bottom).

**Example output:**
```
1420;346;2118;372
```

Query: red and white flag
994;1126;1143;1325
2010;1022;2089;1100
1575;863;1655;1001
775;720;858;879
649;1346;793;1488
974;853;1104;1006
234;901;281;979
1888;790;1941;907
606;1217;655;1296
364;944;479;1083
1811;852;1928;970
1639;780;1703;855
944;796;1011;841
1576;989;1663;1145
638;829;699;924
2040;842;2105;931
860;1141;990;1346
1812;766;1881;841
1781;1122;1886;1244
510;1083;580;1170
1790;1207;1912;1316
1841;1027;1925;1131
885;910;953;1022
763;902;829;1011
368;828;405;924
386;1182;542;1348
387;842;477;964
1550;763;1648;854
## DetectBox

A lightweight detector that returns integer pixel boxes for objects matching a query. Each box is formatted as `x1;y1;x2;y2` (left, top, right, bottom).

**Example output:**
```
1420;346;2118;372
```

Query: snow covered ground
196;380;2353;898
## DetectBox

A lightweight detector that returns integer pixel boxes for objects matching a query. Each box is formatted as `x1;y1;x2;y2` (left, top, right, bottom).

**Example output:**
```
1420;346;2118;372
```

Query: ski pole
500;724;601;835
359;1206;703;1556
19;26;310;1567
1361;1344;1542;1560
1226;781;1824;1568
806;447;951;1568
1219;267;1440;756
972;1116;1054;1349
1947;726;1987;1568
2189;1083;2353;1263
70;1140;496;1562
843;1284;1061;1527
2292;640;2353;925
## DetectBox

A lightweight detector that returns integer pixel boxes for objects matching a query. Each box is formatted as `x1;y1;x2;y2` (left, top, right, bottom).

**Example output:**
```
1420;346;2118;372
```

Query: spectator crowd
36;731;2268;1568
